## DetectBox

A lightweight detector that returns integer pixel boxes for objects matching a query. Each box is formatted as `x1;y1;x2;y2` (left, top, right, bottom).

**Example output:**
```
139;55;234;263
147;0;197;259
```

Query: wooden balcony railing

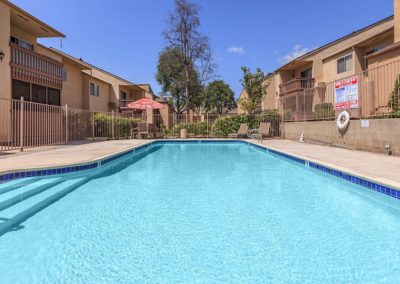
10;43;63;89
279;77;315;96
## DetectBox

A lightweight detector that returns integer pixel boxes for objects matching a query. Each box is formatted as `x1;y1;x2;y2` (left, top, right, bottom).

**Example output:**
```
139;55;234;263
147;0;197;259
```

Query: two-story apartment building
253;0;400;121
0;0;65;104
276;15;396;120
47;48;152;113
0;0;155;115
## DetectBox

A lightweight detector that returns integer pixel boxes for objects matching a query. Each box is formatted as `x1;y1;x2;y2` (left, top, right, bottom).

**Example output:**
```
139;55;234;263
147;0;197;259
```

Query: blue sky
14;0;393;97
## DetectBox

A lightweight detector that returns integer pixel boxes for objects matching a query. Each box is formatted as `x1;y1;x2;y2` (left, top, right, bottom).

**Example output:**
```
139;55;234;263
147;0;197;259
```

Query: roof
2;0;65;38
275;15;394;72
49;48;146;92
38;44;91;70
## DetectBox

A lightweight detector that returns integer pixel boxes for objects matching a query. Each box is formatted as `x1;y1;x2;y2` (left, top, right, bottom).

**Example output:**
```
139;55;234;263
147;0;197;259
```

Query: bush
313;103;335;119
168;121;209;137
368;111;400;119
94;113;142;138
211;111;281;138
211;115;248;137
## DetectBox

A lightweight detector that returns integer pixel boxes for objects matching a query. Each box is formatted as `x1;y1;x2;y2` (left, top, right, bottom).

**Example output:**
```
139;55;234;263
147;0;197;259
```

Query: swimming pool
0;141;400;283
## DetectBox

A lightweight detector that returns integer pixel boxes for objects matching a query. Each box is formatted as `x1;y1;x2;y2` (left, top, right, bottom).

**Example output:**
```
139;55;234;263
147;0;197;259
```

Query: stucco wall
0;2;11;100
61;61;85;109
237;89;248;114
88;78;111;113
283;119;400;155
262;75;277;111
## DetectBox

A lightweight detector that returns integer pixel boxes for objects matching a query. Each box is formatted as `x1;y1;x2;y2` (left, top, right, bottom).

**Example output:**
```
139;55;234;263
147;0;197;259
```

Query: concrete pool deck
0;139;400;189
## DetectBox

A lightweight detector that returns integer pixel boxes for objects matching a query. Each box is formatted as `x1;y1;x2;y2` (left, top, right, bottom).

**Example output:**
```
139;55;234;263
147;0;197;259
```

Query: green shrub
94;113;142;138
168;121;208;137
211;115;249;137
368;111;400;119
313;103;335;119
211;111;281;137
388;75;400;112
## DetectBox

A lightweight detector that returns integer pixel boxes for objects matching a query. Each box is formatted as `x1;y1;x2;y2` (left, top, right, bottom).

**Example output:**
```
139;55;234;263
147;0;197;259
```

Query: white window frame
337;53;353;74
90;83;100;97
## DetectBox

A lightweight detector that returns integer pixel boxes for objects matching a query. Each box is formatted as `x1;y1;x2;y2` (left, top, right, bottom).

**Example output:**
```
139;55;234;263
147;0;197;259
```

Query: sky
13;0;394;98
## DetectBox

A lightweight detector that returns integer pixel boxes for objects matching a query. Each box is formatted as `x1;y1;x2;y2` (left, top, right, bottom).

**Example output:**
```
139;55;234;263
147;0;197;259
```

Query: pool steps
0;178;64;212
0;177;40;195
0;177;90;237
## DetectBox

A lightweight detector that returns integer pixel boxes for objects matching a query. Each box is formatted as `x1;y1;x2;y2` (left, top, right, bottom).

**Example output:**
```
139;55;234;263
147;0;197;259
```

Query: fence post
111;110;115;139
65;104;69;144
206;113;209;138
92;111;95;140
19;97;24;152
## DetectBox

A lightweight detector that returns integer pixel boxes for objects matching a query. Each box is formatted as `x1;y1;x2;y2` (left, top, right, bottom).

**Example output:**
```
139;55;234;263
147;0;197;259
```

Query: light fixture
0;51;4;61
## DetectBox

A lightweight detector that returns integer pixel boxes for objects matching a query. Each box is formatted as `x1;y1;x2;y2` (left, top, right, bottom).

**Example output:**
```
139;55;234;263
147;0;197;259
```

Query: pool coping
1;139;399;200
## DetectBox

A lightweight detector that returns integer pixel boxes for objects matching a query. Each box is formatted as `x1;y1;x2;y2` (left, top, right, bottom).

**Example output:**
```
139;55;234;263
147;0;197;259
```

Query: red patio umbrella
126;98;164;110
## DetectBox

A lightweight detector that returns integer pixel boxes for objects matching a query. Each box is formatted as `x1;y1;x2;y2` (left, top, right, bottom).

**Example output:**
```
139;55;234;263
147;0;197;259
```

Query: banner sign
334;76;359;110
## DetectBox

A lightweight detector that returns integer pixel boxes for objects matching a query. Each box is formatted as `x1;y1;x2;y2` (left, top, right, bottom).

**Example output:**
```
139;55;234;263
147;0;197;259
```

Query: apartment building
47;48;153;113
244;0;399;121
0;0;65;104
0;0;153;115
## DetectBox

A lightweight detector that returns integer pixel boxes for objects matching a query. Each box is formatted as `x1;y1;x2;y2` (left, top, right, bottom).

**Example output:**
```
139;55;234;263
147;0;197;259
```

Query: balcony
279;77;315;96
118;99;133;109
10;43;63;89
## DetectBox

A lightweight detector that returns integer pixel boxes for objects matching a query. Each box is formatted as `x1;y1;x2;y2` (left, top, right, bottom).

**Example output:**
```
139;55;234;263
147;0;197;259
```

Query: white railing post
111;110;115;139
65;104;69;144
19;97;24;152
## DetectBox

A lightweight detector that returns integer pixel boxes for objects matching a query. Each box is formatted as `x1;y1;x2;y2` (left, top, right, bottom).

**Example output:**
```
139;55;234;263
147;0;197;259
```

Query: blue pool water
0;142;400;283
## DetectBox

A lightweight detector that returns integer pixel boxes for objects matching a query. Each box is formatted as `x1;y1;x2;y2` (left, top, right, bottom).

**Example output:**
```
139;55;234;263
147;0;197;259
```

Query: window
48;88;61;106
62;67;68;81
337;54;353;74
10;36;33;51
300;67;312;78
119;91;127;100
12;79;61;106
12;80;30;101
90;83;100;97
32;84;47;104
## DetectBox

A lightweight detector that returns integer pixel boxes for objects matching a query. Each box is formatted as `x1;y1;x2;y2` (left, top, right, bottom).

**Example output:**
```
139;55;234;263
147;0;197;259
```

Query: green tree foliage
203;80;236;114
163;0;215;112
156;47;202;113
238;67;266;114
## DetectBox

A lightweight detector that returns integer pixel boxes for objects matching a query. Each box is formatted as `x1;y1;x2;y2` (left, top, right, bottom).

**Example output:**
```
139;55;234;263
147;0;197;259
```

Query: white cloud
278;45;312;64
227;46;245;54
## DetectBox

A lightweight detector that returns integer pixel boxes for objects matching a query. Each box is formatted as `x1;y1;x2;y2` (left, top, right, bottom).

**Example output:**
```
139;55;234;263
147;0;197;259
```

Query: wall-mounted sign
361;119;369;128
334;76;359;110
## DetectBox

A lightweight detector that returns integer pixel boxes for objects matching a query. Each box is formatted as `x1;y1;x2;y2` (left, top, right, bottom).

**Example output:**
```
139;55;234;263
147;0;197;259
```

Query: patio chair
228;124;249;138
136;122;149;139
248;122;271;141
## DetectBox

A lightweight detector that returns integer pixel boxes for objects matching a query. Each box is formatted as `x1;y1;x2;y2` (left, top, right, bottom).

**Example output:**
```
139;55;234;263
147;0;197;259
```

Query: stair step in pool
0;178;65;212
0;177;40;195
0;177;90;236
0;178;61;203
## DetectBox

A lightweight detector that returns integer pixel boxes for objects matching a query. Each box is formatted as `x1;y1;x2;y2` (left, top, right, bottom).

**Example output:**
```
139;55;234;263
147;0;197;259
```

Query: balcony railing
279;77;315;96
10;43;63;89
118;99;133;108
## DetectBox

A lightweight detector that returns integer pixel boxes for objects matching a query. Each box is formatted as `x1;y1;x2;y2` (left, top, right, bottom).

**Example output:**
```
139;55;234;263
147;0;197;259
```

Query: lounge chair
248;122;271;141
136;122;149;139
228;124;249;138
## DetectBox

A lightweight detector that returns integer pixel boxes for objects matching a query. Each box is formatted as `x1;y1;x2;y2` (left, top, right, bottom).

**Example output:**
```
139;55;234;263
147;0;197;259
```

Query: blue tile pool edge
0;142;154;185
244;141;400;200
1;139;399;200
